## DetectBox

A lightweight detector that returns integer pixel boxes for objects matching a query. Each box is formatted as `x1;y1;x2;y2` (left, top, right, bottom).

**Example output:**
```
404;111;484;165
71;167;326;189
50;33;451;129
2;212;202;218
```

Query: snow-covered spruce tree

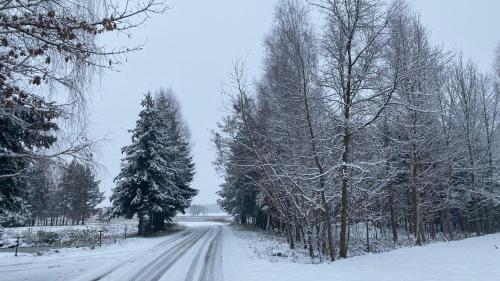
213;60;277;230
111;91;196;234
214;108;262;227
59;159;104;225
0;95;59;226
155;89;197;224
27;159;57;226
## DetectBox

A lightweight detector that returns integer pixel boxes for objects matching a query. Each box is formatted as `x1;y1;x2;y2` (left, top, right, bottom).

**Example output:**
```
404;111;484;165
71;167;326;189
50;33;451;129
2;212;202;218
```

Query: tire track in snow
89;229;193;281
87;225;223;281
198;226;223;281
184;227;216;281
128;226;211;281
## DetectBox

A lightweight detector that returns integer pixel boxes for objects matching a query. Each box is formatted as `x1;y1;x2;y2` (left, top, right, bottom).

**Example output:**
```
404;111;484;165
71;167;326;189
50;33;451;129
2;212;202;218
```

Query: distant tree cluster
1;158;104;227
26;159;104;226
214;0;500;260
111;89;197;235
0;1;165;226
189;205;208;216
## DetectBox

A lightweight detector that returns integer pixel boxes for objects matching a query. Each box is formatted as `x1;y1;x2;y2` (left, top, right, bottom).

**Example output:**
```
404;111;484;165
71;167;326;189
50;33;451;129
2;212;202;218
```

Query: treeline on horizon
214;0;500;260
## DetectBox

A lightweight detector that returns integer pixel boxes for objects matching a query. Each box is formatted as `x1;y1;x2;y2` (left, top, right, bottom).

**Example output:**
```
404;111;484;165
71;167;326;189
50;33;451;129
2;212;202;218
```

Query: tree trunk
301;68;335;261
308;230;314;258
322;191;335;261
138;211;145;235
389;190;398;242
339;127;350;258
366;221;370;252
410;146;422;246
266;212;271;230
287;224;295;249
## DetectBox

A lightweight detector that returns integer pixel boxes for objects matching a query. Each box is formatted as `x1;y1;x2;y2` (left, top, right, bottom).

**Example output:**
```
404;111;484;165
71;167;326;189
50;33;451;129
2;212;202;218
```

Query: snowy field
0;221;499;281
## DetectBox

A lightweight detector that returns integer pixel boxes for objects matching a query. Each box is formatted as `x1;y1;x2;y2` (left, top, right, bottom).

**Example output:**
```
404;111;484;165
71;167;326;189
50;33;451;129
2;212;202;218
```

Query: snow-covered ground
1;221;499;281
226;227;500;281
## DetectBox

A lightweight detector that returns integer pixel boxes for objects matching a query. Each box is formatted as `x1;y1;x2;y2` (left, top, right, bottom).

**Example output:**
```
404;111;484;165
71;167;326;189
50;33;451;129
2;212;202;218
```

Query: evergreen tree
156;89;197;218
79;164;104;224
0;95;59;226
59;159;103;225
111;91;197;234
27;159;54;226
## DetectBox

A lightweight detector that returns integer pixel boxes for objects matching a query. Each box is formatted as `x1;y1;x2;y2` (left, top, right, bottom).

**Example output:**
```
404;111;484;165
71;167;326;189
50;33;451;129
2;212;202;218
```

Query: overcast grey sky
90;0;500;205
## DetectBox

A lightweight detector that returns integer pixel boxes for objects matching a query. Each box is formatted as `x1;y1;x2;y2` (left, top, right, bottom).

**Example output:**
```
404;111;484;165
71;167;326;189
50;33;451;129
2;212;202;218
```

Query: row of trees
189;205;209;216
27;159;103;227
1;157;103;227
0;1;165;226
111;89;197;235
214;0;500;260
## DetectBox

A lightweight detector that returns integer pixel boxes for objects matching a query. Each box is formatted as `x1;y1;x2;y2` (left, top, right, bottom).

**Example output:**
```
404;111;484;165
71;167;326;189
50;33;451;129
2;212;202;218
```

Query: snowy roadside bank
224;226;500;281
230;224;485;265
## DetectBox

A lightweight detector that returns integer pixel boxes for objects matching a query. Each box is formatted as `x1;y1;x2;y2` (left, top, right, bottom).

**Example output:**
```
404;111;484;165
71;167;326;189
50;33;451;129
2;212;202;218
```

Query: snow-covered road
1;223;500;281
84;225;223;281
0;224;224;281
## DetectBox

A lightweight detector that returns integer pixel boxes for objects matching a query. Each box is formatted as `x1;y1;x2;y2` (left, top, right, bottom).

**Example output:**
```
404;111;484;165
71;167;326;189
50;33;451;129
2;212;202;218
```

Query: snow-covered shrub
20;229;37;245
36;230;60;244
64;229;100;247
